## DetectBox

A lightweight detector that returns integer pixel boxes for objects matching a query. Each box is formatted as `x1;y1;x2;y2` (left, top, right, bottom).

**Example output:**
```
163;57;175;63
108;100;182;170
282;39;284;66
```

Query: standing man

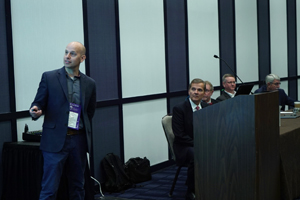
254;73;295;111
172;78;208;200
216;74;236;101
202;80;219;105
29;41;96;200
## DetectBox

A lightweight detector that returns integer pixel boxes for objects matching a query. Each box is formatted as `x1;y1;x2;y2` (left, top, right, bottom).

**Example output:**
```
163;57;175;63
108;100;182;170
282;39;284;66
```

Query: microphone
213;55;244;84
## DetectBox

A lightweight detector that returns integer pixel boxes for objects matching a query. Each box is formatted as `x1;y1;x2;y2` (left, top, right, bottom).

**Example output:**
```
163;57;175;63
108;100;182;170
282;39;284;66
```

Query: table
280;116;300;200
1;141;94;200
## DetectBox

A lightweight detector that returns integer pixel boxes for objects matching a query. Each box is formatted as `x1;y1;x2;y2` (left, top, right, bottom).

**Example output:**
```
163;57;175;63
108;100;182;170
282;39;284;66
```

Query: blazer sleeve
30;72;49;120
87;81;96;121
282;90;295;107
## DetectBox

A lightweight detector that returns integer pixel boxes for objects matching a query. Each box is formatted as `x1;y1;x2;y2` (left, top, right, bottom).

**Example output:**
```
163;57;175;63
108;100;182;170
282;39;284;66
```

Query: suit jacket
216;91;232;102
31;67;96;153
172;99;208;165
203;98;219;105
254;85;295;110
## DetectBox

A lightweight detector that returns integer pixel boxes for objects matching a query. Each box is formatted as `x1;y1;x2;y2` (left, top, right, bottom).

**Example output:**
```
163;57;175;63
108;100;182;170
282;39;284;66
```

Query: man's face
223;77;236;93
267;79;281;91
202;85;213;102
64;43;86;69
188;83;205;105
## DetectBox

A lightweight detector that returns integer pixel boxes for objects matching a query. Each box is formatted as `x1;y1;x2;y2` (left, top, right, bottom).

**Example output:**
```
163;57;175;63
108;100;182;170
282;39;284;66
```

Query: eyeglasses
272;82;281;86
226;81;236;84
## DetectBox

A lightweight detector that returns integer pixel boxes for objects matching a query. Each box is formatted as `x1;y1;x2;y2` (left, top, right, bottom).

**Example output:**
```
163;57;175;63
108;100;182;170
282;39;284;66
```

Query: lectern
194;91;280;200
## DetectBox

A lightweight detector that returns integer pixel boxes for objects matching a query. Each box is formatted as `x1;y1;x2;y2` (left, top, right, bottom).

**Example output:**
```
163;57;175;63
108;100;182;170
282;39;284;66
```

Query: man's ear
80;55;86;63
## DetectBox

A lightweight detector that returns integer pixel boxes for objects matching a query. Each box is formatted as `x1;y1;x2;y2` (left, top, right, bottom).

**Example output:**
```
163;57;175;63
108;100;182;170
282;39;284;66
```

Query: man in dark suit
172;78;208;200
217;74;236;101
254;73;295;111
29;41;96;200
202;80;219;105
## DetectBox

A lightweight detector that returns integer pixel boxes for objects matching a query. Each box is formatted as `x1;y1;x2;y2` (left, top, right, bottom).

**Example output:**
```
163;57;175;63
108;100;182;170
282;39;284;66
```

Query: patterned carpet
94;165;187;200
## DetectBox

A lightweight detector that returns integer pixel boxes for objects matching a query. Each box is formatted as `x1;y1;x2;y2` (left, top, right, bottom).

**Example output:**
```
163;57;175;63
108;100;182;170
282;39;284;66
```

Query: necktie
196;106;200;111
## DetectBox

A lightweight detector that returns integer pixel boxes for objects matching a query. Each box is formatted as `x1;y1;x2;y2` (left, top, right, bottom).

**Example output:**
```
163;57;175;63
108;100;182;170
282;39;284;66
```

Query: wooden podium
193;91;280;200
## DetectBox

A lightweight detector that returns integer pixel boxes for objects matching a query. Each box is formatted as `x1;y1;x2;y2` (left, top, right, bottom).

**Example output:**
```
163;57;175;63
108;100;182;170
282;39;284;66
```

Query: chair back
161;114;176;161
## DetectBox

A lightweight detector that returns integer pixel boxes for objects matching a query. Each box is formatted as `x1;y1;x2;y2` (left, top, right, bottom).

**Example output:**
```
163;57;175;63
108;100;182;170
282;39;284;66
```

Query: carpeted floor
94;165;187;200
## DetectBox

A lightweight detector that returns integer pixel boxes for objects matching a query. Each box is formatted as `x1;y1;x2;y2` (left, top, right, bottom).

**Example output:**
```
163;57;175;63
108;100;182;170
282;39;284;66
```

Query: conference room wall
11;0;86;112
2;0;300;192
123;99;167;165
298;80;300;100
0;0;10;114
165;0;188;93
187;0;220;87
298;1;300;77
92;106;121;182
119;0;166;98
270;0;288;78
235;0;259;83
0;0;13;197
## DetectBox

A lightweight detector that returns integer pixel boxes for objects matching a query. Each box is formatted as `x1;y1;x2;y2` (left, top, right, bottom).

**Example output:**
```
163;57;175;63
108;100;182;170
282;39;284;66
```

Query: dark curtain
2;142;94;200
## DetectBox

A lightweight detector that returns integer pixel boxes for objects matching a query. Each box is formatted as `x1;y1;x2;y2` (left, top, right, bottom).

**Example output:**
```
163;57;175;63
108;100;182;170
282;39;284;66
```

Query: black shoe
185;191;195;200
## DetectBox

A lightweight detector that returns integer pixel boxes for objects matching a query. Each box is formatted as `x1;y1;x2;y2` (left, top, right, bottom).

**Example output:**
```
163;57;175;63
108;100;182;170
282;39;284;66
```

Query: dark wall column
257;0;271;85
218;0;236;85
287;0;298;100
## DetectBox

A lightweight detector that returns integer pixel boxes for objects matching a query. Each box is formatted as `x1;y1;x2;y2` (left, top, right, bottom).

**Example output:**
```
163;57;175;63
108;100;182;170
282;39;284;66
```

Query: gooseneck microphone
213;55;244;84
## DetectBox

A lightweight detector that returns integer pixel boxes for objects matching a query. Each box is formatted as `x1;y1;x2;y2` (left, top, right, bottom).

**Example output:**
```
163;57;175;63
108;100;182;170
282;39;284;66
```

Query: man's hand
29;106;42;118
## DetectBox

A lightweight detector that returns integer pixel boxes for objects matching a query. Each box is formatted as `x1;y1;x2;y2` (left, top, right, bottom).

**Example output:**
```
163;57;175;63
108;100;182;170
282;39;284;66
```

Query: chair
161;114;187;197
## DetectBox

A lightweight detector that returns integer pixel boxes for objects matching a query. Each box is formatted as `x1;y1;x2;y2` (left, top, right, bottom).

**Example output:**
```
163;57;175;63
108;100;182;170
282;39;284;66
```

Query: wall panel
257;0;271;82
219;0;236;83
0;0;10;114
119;0;166;98
123;99;167;165
86;0;119;101
188;0;219;86
235;0;258;83
270;0;288;77
297;0;300;76
92;106;121;182
165;0;188;92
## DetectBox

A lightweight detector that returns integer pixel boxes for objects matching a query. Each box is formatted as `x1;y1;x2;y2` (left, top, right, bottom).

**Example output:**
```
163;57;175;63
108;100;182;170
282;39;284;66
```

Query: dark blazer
31;67;96;153
254;85;295;111
172;99;208;165
204;98;219;105
216;91;232;102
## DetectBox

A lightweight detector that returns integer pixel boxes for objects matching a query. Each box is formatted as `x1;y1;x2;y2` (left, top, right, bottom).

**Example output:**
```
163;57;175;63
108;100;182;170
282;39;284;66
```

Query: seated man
202;80;219;105
217;74;236;101
254;74;295;111
172;78;208;200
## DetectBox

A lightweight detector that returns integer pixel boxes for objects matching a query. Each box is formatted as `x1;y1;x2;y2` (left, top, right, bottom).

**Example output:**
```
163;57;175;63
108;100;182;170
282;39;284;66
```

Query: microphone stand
213;55;244;84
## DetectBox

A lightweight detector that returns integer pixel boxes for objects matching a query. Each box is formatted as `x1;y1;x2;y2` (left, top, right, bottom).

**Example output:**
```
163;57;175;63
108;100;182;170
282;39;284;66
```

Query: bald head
67;41;86;55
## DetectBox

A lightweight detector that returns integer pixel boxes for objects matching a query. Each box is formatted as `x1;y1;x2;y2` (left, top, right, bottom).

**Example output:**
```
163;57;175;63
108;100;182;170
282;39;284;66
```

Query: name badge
68;103;81;130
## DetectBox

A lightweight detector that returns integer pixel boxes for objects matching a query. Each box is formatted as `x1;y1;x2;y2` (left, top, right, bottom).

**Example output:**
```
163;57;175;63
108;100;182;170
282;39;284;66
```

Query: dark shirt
254;85;295;111
66;73;83;129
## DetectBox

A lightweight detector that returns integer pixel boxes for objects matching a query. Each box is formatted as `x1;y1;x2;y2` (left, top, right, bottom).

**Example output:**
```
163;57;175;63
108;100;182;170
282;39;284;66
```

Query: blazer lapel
57;67;69;101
